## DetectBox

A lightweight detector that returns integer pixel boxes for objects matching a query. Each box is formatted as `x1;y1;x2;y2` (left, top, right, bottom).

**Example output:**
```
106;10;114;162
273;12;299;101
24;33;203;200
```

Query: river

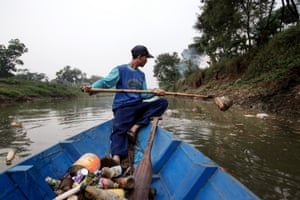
0;95;300;200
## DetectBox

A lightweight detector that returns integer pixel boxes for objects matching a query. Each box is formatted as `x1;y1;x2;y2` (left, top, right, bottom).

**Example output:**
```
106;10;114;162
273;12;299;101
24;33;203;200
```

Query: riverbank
182;24;300;118
0;78;82;104
0;78;299;118
195;78;300;118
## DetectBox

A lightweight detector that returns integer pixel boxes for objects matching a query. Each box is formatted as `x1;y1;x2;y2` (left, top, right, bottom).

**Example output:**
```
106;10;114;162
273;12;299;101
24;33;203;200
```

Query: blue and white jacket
92;64;154;110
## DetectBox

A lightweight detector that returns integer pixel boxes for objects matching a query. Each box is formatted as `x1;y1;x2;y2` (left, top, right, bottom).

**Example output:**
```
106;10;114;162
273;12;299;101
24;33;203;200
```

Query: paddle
81;87;233;111
128;116;161;200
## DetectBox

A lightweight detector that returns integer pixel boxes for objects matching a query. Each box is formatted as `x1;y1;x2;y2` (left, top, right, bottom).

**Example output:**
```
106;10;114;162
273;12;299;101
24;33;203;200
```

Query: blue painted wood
7;165;55;199
0;120;260;200
0;173;26;199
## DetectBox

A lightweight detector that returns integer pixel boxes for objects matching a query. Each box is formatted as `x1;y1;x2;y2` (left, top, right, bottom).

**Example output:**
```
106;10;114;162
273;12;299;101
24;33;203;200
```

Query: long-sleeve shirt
92;64;154;110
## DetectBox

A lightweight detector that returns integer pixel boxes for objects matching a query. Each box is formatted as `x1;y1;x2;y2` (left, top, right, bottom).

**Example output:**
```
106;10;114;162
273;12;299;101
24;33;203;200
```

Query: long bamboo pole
88;88;211;99
82;87;233;111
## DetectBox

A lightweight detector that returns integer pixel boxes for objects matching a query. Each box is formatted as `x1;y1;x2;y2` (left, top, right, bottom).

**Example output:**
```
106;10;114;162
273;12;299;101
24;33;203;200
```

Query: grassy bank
0;78;82;103
178;24;300;117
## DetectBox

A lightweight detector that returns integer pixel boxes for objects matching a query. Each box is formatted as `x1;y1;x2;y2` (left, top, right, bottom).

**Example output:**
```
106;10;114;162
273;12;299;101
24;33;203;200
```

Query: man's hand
80;86;94;95
153;88;166;96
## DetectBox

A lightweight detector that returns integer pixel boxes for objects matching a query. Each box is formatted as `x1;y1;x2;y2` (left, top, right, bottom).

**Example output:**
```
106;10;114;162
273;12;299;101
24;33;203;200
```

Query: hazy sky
1;0;200;87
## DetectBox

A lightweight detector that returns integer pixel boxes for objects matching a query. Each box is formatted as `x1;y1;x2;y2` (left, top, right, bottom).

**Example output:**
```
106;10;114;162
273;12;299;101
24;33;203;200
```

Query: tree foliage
153;53;180;90
55;66;84;84
192;0;299;63
0;39;28;77
88;75;103;84
281;0;300;21
15;68;48;81
193;0;245;63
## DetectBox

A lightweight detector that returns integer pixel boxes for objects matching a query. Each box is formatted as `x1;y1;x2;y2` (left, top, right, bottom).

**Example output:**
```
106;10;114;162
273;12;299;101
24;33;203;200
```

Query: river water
0;95;300;200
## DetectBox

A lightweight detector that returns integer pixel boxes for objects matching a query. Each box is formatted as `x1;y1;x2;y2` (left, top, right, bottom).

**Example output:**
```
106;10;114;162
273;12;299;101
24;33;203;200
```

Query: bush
0;78;82;100
245;24;300;83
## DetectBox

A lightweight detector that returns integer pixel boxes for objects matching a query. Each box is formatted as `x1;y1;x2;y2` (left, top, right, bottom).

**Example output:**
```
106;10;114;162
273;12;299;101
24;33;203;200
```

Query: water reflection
0;95;114;172
0;96;300;199
160;98;300;200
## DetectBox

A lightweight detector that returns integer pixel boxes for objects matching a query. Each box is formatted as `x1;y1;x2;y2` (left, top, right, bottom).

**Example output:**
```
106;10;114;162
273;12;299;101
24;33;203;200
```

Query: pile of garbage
45;153;154;200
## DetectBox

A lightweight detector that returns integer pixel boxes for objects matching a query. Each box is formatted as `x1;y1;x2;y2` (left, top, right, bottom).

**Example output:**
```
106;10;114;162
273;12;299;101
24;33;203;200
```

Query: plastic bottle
68;165;84;177
116;176;135;189
73;153;101;173
84;186;125;200
45;176;61;190
58;177;74;192
72;168;88;183
101;165;122;179
6;148;17;165
98;177;119;189
106;189;126;198
67;195;78;200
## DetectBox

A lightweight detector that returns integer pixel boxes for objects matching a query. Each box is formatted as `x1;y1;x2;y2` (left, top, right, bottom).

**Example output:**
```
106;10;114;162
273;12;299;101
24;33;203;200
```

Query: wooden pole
85;88;233;111
88;88;210;99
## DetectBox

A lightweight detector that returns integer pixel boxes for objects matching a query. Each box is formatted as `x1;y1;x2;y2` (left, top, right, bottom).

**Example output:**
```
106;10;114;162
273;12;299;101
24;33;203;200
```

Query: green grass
177;24;300;95
0;78;82;100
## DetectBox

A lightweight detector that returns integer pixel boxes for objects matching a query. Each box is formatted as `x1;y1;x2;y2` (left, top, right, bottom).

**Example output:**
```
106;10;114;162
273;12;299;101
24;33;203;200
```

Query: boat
0;119;259;199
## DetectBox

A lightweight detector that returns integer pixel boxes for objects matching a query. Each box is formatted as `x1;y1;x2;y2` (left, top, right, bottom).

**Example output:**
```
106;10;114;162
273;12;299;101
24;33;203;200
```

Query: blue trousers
111;98;168;157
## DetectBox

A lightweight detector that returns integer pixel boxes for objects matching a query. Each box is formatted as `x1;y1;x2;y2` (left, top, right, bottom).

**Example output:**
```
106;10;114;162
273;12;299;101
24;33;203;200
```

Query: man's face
138;55;148;67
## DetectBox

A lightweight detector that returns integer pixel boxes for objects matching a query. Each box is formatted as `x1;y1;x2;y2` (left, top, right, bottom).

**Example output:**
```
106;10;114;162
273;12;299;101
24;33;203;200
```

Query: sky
0;0;201;88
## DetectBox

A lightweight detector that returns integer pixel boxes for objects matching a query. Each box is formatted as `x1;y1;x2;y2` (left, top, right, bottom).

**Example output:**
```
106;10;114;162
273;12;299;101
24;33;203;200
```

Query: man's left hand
154;88;166;96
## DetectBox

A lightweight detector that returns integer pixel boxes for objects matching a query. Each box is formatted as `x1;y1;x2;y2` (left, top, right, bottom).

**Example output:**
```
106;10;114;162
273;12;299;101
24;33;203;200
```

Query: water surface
0;95;299;200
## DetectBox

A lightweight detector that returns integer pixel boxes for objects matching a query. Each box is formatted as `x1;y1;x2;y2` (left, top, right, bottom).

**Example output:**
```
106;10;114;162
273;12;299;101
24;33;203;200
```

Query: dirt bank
202;81;300;118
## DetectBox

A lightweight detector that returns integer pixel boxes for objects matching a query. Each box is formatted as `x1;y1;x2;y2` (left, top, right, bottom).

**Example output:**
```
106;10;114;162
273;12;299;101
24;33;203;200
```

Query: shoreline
1;87;299;118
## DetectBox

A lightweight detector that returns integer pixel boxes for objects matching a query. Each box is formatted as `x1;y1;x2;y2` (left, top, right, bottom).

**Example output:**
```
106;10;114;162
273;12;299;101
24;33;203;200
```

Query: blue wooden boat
0;120;259;199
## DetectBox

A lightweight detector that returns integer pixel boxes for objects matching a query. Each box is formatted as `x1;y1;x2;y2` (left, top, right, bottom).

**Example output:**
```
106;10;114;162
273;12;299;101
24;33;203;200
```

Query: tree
282;0;300;22
240;0;278;47
55;66;84;84
193;0;243;62
153;53;180;90
192;0;285;62
15;68;48;81
87;75;103;84
279;0;300;28
0;39;28;77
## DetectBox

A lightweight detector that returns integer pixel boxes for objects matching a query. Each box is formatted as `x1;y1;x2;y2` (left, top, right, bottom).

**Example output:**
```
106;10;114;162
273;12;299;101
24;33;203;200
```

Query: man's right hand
80;86;94;95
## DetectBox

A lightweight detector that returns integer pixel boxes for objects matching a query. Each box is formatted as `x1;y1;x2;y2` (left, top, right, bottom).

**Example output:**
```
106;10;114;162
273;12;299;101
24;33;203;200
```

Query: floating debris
214;96;233;111
244;113;269;119
164;109;180;117
10;121;22;128
256;113;269;119
244;114;256;118
6;148;17;165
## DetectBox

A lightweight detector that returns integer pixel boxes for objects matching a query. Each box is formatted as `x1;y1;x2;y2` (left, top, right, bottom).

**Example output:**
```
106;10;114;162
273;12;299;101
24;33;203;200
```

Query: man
81;45;168;164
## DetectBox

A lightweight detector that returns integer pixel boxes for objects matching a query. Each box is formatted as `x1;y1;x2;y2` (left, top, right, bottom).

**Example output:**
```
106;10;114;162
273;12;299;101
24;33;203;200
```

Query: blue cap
131;45;154;58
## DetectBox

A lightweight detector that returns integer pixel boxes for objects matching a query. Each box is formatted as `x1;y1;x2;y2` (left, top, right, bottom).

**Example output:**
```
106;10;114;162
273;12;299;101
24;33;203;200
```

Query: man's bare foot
127;130;137;144
129;124;141;133
127;124;141;144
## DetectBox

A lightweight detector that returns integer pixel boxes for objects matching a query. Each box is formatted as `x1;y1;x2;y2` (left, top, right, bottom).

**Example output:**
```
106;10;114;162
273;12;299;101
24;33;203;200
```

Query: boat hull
0;120;259;199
